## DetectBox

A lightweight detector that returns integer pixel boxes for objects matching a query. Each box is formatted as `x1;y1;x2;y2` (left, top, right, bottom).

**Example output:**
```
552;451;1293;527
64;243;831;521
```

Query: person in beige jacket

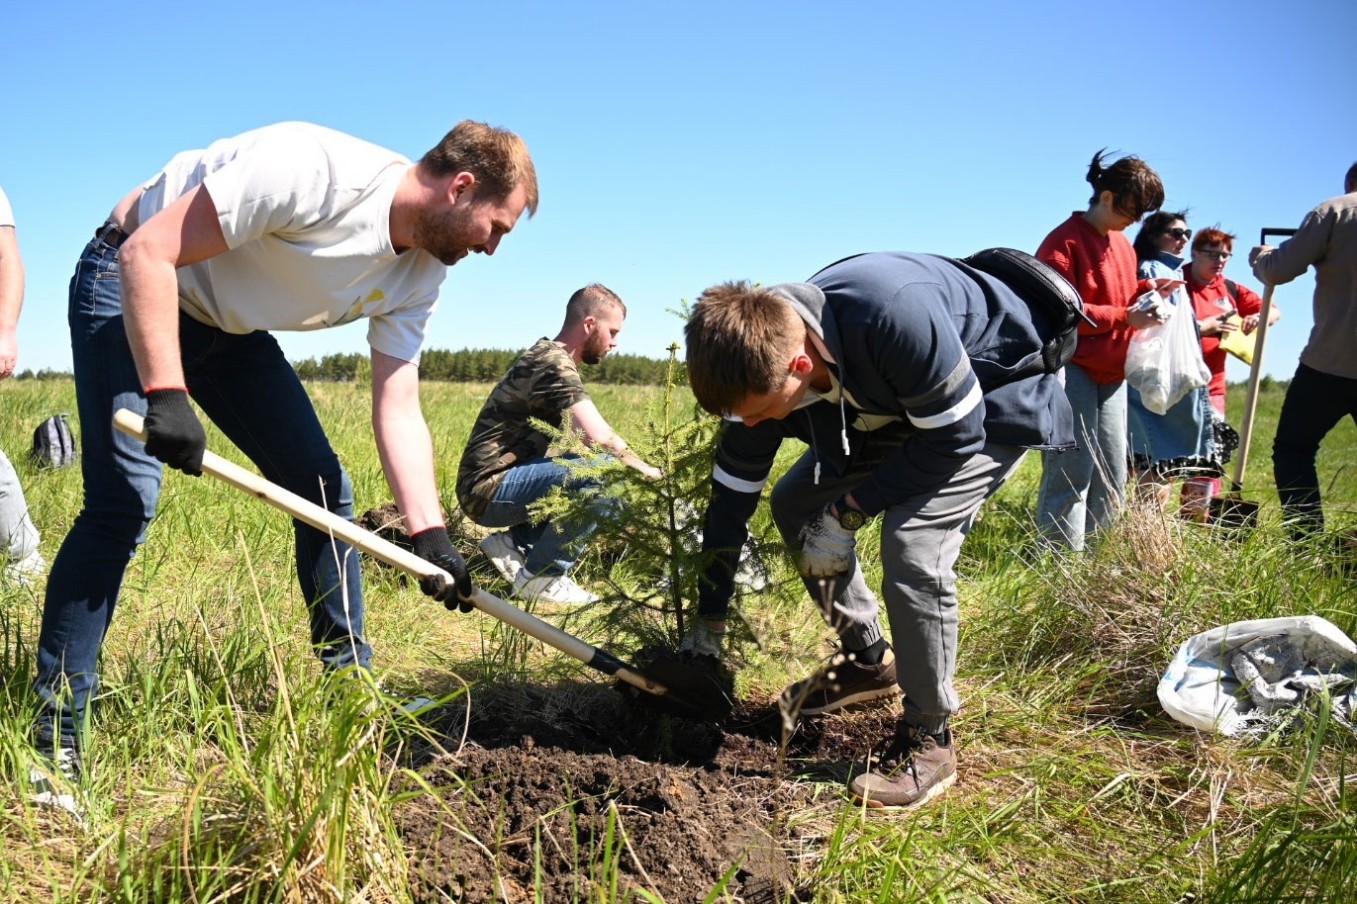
1250;162;1357;539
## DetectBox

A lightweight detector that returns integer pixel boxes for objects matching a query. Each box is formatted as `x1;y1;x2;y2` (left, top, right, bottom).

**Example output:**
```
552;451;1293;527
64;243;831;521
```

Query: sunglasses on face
1165;228;1193;239
1196;250;1231;261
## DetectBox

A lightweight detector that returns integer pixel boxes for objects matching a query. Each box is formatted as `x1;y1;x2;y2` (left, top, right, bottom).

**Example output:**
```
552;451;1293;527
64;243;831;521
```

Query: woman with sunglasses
1034;150;1172;551
1183;227;1281;506
1125;213;1220;518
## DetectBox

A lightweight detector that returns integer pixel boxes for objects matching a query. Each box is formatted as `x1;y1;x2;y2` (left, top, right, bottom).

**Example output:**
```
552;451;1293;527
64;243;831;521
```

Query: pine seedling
526;343;784;656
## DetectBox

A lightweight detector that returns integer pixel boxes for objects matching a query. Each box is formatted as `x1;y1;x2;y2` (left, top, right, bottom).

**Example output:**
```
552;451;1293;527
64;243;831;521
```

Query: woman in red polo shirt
1182;227;1281;504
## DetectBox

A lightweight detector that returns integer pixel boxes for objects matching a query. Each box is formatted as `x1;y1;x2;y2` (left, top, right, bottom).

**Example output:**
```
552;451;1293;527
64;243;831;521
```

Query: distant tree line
290;348;672;385
7;361;1289;394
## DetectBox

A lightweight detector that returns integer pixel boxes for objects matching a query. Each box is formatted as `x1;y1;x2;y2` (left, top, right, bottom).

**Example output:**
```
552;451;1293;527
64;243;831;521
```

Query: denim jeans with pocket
1036;361;1128;551
475;454;615;577
34;233;369;752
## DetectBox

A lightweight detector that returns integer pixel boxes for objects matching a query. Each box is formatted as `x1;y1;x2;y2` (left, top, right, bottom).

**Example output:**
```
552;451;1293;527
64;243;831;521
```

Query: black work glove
143;388;207;476
411;526;475;612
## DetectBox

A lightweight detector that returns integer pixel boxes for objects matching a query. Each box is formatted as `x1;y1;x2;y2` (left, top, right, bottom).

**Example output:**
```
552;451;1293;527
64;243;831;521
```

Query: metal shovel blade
1209;494;1260;533
620;646;736;721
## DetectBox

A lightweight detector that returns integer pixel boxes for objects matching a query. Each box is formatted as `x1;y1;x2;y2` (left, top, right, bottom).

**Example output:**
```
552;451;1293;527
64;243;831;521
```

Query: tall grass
1;377;1355;902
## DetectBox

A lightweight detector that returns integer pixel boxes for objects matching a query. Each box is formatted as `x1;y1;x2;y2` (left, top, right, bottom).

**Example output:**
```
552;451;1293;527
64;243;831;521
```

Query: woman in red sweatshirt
1035;150;1172;550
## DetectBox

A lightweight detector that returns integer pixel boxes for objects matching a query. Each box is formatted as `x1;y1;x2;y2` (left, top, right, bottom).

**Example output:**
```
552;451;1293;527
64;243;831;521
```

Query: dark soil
393;680;901;903
357;500;896;899
356;502;419;551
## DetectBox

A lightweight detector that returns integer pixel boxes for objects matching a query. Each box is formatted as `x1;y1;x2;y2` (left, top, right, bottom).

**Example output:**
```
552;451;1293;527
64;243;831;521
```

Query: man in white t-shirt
0;185;46;584
31;121;538;792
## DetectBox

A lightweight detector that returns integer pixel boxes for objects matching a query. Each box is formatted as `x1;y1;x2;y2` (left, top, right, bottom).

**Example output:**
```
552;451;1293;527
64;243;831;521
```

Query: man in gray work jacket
682;251;1074;810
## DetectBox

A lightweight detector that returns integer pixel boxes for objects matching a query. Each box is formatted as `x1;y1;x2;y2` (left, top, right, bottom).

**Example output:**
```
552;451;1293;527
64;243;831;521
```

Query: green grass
1;377;1355;902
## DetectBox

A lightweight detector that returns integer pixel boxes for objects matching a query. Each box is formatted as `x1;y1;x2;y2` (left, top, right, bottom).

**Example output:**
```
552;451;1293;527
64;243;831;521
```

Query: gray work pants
770;442;1026;733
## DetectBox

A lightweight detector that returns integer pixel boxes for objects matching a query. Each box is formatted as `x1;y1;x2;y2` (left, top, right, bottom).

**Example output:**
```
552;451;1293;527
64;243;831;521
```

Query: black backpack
810;248;1088;387
31;413;78;469
958;247;1089;380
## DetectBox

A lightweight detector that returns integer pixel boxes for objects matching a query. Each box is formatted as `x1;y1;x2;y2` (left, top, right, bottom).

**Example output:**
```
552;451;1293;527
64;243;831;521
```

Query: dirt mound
394;682;901;902
401;746;797;903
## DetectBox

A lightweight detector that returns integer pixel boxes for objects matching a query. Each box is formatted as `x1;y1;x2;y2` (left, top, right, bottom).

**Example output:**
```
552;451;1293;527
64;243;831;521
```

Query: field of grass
1;376;1354;902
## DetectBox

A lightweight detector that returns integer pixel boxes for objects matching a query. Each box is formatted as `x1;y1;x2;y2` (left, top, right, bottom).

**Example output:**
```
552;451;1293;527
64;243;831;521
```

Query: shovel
1209;227;1298;531
113;409;734;720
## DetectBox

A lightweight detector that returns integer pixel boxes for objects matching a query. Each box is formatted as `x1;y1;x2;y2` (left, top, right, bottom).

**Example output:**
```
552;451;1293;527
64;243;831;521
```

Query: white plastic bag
1124;291;1211;415
1158;615;1357;736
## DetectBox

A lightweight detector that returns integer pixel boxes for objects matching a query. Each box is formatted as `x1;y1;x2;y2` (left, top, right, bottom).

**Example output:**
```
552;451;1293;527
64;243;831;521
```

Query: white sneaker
679;620;727;658
4;550;48;587
376;683;439;717
29;746;84;823
512;570;599;606
479;532;527;583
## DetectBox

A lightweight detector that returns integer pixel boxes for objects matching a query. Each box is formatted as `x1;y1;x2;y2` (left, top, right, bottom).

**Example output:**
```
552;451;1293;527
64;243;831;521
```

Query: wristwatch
833;499;867;531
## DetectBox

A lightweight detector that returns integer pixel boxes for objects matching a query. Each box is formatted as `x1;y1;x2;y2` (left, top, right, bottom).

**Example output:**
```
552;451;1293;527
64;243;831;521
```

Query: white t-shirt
135;122;447;363
0;186;14;228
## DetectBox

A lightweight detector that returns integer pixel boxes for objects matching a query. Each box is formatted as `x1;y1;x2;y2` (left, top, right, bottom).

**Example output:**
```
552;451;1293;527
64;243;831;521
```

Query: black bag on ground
32;413;78;468
959;247;1088;380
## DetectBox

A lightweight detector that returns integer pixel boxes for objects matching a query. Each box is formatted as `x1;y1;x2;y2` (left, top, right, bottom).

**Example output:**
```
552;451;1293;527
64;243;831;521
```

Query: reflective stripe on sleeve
906;381;983;430
712;463;768;494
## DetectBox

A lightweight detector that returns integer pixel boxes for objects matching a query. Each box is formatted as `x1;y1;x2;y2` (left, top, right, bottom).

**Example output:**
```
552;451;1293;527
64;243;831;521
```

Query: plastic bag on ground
1158;615;1357;736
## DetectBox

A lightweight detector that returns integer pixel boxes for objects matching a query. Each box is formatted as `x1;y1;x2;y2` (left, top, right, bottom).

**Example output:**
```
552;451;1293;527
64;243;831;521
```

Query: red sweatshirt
1036;213;1151;384
1184;268;1264;401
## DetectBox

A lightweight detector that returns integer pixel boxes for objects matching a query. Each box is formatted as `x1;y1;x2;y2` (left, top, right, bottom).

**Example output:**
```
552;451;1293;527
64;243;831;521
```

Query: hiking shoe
849;725;957;810
512;570;599;606
479;532;526;583
29;745;84;822
780;647;900;717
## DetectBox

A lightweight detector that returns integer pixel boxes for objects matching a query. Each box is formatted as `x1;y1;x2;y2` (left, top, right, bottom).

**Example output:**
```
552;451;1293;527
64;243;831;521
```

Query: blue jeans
475;455;613;577
1037;362;1128;551
1273;363;1357;539
34;234;369;752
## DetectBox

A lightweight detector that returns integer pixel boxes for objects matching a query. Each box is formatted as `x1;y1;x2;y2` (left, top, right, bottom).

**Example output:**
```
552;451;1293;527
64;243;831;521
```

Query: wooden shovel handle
112;408;669;697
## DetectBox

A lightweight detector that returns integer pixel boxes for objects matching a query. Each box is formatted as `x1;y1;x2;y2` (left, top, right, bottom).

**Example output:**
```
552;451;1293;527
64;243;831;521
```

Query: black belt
94;221;129;249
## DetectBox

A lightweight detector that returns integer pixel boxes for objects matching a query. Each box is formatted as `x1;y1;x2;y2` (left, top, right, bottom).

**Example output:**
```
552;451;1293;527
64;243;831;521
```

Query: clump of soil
357;502;469;553
356;503;466;583
393;681;901;903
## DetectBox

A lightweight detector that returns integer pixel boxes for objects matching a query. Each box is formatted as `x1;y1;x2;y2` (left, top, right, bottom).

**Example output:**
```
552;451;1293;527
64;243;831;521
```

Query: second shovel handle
1260;227;1297;244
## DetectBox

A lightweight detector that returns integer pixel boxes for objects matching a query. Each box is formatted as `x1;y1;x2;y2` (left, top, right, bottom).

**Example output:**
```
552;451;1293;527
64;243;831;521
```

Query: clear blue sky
2;0;1352;382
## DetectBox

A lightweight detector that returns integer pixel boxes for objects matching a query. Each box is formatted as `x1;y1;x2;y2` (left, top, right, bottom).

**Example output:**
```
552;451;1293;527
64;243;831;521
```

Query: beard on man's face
582;331;611;366
414;207;476;266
